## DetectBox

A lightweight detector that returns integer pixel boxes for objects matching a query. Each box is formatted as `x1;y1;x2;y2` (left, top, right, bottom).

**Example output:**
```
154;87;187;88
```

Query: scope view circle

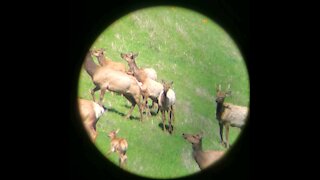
77;6;249;179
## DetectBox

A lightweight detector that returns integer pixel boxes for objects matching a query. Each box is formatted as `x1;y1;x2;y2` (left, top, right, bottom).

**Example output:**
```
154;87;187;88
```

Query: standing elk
121;52;163;115
106;129;128;168
83;51;144;121
91;48;126;72
215;84;249;148
78;98;106;142
120;52;157;80
182;133;224;170
158;80;176;134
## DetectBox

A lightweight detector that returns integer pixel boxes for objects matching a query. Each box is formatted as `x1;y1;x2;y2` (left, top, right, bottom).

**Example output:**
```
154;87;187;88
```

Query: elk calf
158;80;176;134
78;98;106;142
106;129;128;168
215;84;249;148
182;133;224;170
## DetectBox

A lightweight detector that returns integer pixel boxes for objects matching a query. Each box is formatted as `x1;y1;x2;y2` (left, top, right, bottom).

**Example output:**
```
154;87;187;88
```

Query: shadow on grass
123;103;159;117
158;122;174;133
107;107;140;121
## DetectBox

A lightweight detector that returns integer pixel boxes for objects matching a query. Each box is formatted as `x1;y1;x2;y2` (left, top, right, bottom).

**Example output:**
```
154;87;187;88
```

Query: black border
69;0;251;179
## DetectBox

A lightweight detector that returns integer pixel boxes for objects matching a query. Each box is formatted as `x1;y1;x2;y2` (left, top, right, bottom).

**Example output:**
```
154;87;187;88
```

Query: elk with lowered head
78;98;106;142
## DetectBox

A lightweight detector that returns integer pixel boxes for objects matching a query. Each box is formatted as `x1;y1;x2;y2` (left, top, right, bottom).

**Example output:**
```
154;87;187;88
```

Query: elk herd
77;48;249;170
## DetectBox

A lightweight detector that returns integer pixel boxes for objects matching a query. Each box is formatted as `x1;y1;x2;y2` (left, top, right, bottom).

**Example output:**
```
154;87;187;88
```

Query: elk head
215;84;232;104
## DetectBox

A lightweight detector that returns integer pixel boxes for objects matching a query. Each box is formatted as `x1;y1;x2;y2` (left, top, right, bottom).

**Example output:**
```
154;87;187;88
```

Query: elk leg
89;126;97;142
225;124;230;148
168;111;173;134
156;104;160;114
219;122;224;145
161;110;166;131
90;86;100;102
145;97;151;116
137;101;144;122
125;103;135;119
99;87;107;106
170;105;175;123
150;100;155;111
135;97;143;122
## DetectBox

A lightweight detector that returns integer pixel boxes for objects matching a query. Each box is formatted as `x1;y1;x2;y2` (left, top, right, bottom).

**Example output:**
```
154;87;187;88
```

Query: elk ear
161;79;165;84
226;91;232;96
133;53;139;59
216;84;221;93
199;131;204;138
226;84;232;96
170;81;173;85
101;48;106;51
120;53;125;58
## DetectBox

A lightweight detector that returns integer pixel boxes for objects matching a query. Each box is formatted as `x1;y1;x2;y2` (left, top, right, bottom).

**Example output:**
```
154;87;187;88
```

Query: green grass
78;6;249;179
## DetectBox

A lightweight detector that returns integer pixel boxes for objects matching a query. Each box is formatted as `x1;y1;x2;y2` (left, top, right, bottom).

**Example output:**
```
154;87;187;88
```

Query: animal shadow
108;107;126;117
158;123;174;133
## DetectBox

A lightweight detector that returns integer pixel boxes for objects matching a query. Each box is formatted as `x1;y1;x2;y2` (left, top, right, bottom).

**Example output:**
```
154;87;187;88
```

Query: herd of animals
77;48;249;170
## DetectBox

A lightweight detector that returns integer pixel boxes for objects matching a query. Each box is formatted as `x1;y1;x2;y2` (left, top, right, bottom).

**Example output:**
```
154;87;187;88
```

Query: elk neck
129;60;139;73
216;102;225;120
97;54;108;65
192;139;203;152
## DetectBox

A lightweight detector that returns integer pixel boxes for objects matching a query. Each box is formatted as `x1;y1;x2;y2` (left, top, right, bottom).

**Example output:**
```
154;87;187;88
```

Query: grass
77;6;249;179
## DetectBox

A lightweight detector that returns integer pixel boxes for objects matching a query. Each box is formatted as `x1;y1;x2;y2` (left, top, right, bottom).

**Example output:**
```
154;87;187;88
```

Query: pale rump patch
93;102;105;119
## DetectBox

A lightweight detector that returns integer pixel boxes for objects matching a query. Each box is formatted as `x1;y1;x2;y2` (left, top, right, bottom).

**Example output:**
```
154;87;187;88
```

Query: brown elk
158;80;176;134
78;98;106;142
83;51;144;121
120;52;157;80
215;84;249;148
121;52;163;115
106;129;128;168
91;48;126;72
182;133;224;170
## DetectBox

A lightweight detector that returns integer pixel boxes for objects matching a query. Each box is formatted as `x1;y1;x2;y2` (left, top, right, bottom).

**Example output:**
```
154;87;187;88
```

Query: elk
182;133;224;170
106;129;128;168
158;80;176;134
215;84;249;148
120;52;157;80
121;52;163;115
83;51;144;121
91;48;126;72
78;98;106;142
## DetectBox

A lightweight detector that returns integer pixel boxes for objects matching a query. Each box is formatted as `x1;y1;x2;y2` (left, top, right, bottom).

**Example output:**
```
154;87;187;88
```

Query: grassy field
78;6;249;179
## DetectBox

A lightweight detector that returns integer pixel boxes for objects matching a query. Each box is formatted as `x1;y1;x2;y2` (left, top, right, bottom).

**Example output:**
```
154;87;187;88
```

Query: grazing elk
121;52;162;115
91;48;126;72
158;80;176;134
78;98;106;142
83;51;144;121
182;133;224;170
215;84;249;148
106;129;128;168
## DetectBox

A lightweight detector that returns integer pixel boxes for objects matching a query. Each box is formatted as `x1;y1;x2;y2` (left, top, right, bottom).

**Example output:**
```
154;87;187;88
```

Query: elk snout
182;133;187;139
